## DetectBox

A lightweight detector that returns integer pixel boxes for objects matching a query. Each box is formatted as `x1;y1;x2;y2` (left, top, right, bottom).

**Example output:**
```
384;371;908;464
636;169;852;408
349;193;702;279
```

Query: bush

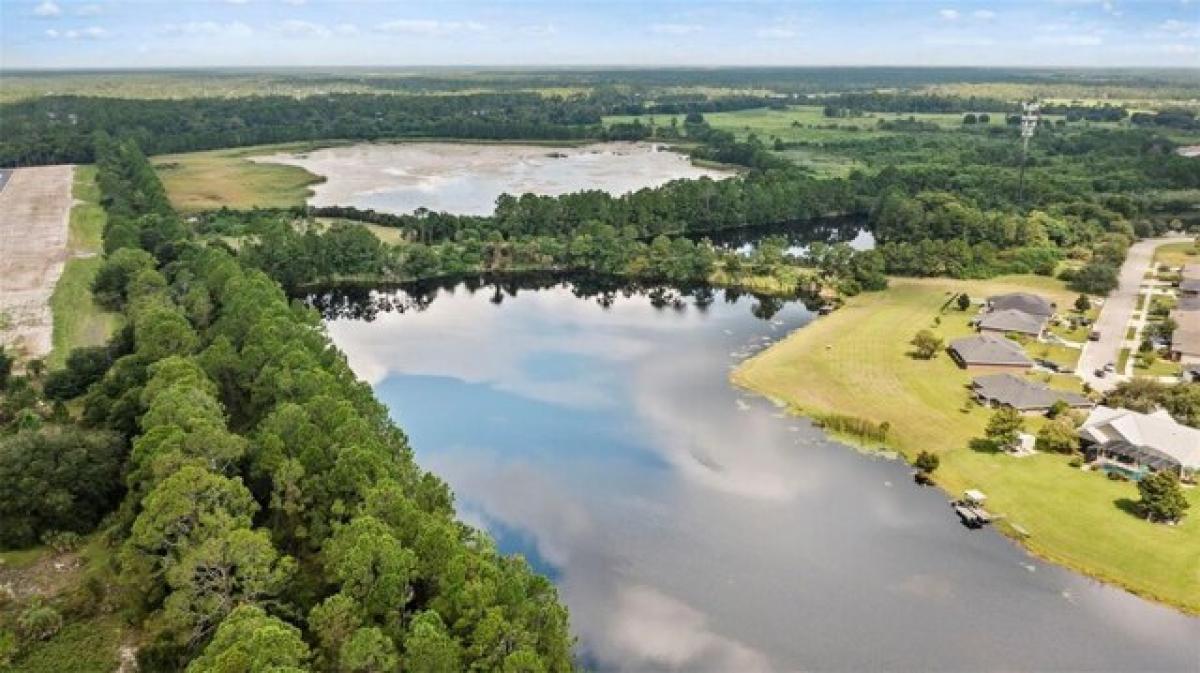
0;427;125;548
43;346;114;401
17;604;63;642
814;414;890;443
914;450;940;473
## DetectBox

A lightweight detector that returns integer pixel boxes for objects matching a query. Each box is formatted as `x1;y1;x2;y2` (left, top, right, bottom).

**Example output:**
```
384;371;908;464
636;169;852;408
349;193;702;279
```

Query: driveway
1077;235;1191;392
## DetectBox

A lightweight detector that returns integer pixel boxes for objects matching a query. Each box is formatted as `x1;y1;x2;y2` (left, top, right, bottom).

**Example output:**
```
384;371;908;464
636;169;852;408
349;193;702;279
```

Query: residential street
1077;235;1191;392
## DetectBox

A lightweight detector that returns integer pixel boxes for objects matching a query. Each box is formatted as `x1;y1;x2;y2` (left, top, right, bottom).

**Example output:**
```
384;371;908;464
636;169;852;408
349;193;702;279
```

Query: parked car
1094;368;1107;378
1036;358;1062;372
1088;330;1101;341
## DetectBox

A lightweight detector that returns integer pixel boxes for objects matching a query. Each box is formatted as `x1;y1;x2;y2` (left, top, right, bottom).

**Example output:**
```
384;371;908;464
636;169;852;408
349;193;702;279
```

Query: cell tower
1017;100;1040;207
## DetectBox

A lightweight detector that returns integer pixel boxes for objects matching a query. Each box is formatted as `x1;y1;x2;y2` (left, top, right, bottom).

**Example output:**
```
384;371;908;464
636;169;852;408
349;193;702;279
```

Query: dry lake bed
253;141;729;216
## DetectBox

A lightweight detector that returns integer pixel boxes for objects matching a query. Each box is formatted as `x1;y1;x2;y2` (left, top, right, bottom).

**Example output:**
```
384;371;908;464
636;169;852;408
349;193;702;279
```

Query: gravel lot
0;165;75;360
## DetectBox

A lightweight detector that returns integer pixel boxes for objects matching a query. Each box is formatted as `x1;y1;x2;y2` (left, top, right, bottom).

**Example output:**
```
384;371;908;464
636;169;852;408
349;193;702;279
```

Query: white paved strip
1078;235;1191;392
0;165;75;359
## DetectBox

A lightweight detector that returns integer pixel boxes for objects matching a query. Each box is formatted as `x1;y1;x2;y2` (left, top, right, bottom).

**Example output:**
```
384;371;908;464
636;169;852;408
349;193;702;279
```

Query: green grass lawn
1133;356;1183;377
46;166;121;370
734;275;1200;613
153;142;331;212
1154;241;1198;269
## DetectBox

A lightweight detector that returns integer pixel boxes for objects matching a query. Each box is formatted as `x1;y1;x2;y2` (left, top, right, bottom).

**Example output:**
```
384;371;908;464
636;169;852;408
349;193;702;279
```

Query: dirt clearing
0;165;75;360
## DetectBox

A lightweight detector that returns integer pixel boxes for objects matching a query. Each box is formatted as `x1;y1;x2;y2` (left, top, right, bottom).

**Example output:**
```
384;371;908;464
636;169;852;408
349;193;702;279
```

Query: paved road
0;170;11;194
1078;235;1191;392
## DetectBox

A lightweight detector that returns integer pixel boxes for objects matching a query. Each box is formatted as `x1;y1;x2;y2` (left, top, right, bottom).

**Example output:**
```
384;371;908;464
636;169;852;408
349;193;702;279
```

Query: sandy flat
0;165;75;359
253;141;729;216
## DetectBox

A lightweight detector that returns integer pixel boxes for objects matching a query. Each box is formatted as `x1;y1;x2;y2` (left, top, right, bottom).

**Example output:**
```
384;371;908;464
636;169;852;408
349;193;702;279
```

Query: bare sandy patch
0;165;75;360
253;141;729;216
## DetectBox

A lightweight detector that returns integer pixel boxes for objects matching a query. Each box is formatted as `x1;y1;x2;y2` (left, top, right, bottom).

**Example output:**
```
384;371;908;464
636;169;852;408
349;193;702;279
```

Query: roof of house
1078;406;1200;471
1176;295;1200;312
1179;278;1200;293
949;334;1033;367
971;374;1093;411
987;292;1055;317
977;309;1047;335
1170;309;1200;356
1181;264;1200;281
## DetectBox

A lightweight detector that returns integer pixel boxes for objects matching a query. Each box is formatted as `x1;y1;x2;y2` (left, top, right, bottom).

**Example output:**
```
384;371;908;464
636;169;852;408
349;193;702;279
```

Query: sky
1;0;1197;69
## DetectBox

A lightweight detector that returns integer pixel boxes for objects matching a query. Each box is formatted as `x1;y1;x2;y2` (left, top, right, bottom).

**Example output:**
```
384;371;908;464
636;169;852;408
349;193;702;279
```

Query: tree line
0;133;576;671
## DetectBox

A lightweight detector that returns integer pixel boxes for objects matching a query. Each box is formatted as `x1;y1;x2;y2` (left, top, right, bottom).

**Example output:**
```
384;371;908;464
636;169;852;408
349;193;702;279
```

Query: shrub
914;450;940;473
17;604;63;642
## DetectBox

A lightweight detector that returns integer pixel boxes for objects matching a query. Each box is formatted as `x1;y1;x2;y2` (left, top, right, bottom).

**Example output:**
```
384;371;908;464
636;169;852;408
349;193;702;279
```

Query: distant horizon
2;0;1197;70
5;64;1200;74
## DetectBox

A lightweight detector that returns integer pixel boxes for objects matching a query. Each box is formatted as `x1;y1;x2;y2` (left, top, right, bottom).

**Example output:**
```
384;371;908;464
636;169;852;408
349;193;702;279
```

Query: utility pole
1017;100;1040;208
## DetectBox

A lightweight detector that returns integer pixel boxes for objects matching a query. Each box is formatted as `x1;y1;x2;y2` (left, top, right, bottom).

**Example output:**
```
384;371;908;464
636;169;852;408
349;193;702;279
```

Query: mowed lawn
153;143;329;212
47;165;121;369
734;275;1200;612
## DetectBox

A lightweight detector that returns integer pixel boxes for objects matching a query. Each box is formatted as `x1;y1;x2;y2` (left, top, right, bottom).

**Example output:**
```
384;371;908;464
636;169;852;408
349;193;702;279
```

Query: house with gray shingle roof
1169;309;1200;364
948;334;1033;369
970;374;1093;413
977;309;1047;337
986;292;1055;318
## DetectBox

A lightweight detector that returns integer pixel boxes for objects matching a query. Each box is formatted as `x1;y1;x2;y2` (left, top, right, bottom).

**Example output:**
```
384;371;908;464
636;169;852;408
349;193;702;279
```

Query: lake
255;142;729;216
315;277;1200;672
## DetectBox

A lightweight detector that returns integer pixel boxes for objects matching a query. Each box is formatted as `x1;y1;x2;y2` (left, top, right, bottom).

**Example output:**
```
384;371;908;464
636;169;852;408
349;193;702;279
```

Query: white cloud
276;19;331;38
1035;33;1103;45
973;9;996;20
376;19;485;37
33;1;61;17
756;27;797;39
46;25;110;40
650;23;704;36
1159;19;1200;37
923;34;997;47
333;23;358;36
76;3;103;16
1160;43;1198;54
72;26;108;39
159;21;253;39
520;23;558;37
939;9;960;20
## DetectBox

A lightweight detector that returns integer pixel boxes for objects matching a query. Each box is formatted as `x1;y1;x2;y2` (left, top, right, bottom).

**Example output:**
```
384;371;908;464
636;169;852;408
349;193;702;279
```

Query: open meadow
153;143;330;212
46;166;121;369
734;276;1200;613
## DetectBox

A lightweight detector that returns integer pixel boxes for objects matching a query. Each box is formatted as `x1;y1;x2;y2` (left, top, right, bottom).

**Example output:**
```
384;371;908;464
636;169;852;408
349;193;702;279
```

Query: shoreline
731;275;1200;616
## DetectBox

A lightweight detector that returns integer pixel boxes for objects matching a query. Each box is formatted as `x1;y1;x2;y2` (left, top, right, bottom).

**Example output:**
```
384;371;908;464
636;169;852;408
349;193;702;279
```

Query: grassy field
1154;241;1198;269
154;143;330;212
734;276;1200;613
46;166;121;370
315;217;409;245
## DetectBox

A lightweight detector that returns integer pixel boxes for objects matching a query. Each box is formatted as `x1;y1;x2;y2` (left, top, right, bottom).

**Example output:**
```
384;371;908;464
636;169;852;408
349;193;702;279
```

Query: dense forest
0;135;575;671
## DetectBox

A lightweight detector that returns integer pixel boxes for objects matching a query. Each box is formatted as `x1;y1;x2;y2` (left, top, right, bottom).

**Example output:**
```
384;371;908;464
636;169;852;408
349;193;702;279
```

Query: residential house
1169;309;1200;364
949;335;1033;370
1078;406;1200;481
970;374;1093;413
977;309;1047;337
986;292;1055;318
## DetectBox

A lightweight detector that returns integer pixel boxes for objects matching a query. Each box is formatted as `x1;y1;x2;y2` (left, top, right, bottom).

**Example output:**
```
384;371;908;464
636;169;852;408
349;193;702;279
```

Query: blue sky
2;0;1197;69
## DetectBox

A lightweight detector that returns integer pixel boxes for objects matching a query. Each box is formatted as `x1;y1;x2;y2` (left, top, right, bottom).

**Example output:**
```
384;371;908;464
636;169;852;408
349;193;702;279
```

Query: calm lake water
316;279;1199;672
256;142;728;216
